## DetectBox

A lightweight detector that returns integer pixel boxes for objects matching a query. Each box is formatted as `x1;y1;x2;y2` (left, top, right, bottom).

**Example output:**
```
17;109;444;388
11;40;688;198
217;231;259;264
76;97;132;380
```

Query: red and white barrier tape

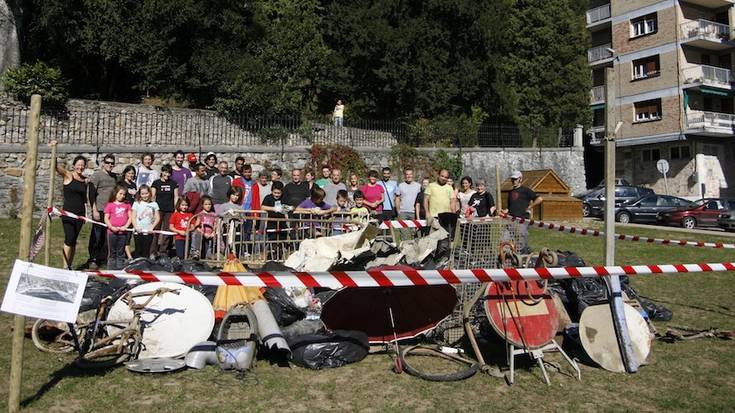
88;262;735;288
499;214;735;250
48;207;177;236
379;219;426;229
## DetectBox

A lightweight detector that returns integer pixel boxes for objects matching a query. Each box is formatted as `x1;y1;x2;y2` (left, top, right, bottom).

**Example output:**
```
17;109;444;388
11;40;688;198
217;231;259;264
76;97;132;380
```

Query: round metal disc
579;303;653;373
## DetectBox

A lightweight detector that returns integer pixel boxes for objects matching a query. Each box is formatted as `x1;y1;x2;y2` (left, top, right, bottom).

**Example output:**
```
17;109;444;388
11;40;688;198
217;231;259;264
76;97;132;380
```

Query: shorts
62;216;84;247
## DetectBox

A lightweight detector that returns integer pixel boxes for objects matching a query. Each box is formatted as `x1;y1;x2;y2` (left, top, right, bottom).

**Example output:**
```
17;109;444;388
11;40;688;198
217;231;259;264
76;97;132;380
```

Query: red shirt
359;183;384;212
170;211;193;241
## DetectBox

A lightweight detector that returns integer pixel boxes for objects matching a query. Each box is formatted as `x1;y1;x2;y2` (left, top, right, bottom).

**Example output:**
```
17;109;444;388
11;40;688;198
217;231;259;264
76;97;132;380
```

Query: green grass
1;219;734;412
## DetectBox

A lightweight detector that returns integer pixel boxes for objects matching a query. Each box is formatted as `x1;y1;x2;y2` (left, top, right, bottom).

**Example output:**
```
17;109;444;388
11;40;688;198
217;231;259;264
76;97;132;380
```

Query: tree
501;0;592;146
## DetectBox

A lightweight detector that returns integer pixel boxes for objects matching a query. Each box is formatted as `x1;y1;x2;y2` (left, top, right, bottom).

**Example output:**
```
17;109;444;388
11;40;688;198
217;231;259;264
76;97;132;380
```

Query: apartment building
586;0;735;198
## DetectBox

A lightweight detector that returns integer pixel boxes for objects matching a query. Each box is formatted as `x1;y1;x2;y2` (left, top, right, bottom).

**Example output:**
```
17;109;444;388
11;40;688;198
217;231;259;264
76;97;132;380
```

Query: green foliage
2;62;69;105
405;106;487;147
310;144;367;178
501;0;592;139
431;149;462;181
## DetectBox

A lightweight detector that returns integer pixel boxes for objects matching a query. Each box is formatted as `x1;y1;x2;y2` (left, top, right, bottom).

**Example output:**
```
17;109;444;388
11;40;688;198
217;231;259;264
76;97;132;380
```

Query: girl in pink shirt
104;185;132;270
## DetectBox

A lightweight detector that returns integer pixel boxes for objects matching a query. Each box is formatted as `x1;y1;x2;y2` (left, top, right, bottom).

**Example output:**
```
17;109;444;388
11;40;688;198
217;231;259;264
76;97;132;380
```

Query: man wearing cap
171;150;192;190
504;170;543;251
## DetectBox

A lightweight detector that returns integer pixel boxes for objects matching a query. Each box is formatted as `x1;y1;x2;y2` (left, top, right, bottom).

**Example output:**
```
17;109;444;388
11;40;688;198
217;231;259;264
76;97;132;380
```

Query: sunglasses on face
104;161;115;165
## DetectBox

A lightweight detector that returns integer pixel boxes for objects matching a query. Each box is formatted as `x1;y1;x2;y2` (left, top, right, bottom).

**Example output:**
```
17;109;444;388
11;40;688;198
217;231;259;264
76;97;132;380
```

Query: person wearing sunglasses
87;154;118;269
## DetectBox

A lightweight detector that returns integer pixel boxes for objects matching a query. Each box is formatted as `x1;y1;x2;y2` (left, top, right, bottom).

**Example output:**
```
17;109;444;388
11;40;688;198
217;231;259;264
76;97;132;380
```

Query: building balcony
590;85;606;104
680;19;734;50
588;43;614;66
686;110;735;136
588;126;605;145
682;64;733;90
586;4;611;30
680;0;735;8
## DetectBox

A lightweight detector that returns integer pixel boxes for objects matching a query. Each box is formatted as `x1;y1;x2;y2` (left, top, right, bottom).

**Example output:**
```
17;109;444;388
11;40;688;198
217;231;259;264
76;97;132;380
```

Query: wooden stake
8;94;42;412
44;142;57;266
495;164;502;211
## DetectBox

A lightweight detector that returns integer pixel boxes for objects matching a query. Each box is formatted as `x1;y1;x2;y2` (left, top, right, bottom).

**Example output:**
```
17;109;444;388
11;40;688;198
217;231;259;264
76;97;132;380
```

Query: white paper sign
1;260;87;323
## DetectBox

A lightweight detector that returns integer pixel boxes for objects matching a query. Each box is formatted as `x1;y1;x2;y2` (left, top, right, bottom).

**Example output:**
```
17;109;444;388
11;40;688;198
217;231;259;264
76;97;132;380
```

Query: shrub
310;144;367;178
432;149;462;181
2;62;69;105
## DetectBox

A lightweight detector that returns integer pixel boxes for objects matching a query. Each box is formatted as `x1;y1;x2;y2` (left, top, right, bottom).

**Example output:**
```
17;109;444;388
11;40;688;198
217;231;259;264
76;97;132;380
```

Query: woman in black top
121;165;137;204
51;140;90;269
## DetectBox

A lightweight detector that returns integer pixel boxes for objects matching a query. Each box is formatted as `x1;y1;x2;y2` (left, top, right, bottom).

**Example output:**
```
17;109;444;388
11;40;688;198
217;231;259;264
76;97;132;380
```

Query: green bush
2;62;69;105
432;149;462;181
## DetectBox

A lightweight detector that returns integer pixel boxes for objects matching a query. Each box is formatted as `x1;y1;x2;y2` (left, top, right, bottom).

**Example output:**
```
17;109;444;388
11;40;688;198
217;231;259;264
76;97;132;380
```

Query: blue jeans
107;232;128;270
334;117;343;127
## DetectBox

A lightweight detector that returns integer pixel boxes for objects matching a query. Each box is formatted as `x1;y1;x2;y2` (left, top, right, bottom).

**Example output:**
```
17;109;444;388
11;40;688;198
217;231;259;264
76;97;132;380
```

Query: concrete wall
0;146;586;218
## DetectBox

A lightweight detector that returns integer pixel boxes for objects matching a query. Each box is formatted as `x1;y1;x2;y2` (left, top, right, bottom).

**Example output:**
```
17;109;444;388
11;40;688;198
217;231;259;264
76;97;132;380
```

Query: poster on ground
1;260;87;323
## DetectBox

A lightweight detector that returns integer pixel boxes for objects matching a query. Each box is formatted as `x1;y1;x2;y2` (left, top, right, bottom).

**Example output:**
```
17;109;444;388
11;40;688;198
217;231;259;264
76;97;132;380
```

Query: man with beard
87;153;118;268
171;150;192;190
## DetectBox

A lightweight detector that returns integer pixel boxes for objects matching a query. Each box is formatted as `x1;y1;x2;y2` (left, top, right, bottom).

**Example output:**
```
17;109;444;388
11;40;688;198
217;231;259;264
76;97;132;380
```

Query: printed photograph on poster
1;260;87;323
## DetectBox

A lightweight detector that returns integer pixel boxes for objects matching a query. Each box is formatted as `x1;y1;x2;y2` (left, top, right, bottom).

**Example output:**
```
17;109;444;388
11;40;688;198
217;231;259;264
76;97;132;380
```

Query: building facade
587;0;735;198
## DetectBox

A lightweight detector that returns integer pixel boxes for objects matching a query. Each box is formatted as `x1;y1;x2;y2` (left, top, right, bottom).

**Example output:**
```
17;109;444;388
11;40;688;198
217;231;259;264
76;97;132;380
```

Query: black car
613;194;691;224
577;185;655;217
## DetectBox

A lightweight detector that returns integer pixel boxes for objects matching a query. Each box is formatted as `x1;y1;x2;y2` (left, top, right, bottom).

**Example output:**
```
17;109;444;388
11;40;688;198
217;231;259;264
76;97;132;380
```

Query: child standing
151;164;179;258
192;196;217;259
170;198;193;259
350;190;370;224
132;185;160;259
104;185;132;270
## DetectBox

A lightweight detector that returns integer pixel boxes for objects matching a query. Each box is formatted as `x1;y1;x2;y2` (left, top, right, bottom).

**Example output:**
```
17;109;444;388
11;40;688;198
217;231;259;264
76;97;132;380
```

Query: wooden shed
500;169;582;220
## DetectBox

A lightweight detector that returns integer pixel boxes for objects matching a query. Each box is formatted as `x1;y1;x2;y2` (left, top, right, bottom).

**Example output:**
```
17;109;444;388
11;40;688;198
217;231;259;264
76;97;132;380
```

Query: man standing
171;150;192;190
315;165;331;188
88;154;118;268
209;161;233;211
395;167;422;220
282;168;310;207
503;170;543;252
333;99;345;127
231;156;246;179
136;152;159;188
271;168;283;184
232;164;260;211
379;167;398;221
323;168;347;206
203;152;218;179
257;171;272;204
183;163;211;212
423;169;456;231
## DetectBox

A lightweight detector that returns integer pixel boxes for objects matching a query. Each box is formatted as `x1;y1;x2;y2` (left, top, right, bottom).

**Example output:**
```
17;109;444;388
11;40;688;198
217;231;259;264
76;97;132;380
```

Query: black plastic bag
80;279;118;312
263;288;306;327
288;330;369;369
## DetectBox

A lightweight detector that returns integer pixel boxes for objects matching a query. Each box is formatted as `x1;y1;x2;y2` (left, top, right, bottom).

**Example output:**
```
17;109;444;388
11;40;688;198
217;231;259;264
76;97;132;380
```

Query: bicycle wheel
399;345;479;382
75;330;142;369
31;319;80;354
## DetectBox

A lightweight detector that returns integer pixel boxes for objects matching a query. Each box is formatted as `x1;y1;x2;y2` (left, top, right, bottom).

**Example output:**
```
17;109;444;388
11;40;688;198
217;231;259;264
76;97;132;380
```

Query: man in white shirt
395;167;422;220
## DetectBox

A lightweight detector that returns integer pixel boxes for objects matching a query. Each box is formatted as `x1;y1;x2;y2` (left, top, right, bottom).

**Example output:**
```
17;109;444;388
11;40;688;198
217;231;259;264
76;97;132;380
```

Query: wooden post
8;94;42;412
44;143;57;266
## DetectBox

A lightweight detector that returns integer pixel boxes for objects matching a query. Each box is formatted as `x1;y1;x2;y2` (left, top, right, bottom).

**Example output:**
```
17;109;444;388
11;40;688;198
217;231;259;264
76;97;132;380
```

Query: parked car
657;198;735;229
577;185;654;217
612;194;691;224
719;211;735;232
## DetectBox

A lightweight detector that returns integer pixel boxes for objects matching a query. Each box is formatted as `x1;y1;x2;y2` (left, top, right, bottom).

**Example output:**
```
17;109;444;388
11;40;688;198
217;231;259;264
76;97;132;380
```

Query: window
632;56;660;80
631;13;657;38
642;148;661;162
634;99;662;122
670;145;691;160
639;196;657;207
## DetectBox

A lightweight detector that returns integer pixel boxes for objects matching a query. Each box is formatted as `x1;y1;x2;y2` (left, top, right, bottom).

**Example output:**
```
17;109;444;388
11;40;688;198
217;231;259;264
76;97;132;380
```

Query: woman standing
50;140;90;269
359;170;384;214
305;169;316;195
120;165;137;259
347;173;360;202
456;176;476;217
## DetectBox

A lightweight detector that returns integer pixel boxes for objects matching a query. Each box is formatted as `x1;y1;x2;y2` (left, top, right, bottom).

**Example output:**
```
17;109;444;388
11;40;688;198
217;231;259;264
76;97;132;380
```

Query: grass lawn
1;218;734;412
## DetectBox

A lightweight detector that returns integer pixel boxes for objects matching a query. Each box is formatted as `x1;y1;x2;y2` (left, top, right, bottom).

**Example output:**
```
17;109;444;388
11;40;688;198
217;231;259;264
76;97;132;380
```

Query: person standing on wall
87;153;118;269
379;167;398;221
136;152;159;189
333;99;345;127
502;170;543;252
395;167;422;220
423;169;457;233
151;164;179;258
171;150;192;190
50;140;91;270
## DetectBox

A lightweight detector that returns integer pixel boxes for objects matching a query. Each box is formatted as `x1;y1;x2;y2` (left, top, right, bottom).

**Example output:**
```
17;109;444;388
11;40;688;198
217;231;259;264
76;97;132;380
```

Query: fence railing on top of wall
0;101;574;149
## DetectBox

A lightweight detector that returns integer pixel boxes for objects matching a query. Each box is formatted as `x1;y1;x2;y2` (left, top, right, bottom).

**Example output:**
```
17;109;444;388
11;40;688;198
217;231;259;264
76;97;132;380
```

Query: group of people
52;139;542;270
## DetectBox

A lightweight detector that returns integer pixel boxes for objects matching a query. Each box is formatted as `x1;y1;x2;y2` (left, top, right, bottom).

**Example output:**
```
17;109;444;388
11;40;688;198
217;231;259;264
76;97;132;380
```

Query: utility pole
604;67;638;373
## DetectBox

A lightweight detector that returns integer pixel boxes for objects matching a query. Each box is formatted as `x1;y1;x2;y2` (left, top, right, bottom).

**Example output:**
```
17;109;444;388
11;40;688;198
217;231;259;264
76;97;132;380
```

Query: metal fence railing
586;3;611;25
0;103;574;148
680;19;731;42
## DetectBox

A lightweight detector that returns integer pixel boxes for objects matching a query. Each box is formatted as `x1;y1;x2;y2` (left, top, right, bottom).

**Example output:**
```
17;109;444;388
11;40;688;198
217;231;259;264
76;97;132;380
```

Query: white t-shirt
334;104;344;117
457;190;476;214
132;201;160;232
136;165;159;189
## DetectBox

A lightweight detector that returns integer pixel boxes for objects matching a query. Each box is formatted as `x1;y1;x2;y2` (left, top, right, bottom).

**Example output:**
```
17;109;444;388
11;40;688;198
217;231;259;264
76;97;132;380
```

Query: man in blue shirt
379;167;398;221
